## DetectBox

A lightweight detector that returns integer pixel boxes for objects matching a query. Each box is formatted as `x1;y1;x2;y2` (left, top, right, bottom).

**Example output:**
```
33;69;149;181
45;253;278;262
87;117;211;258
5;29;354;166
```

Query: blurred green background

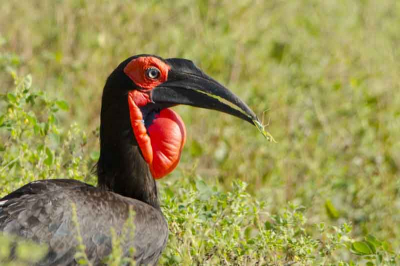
1;0;399;263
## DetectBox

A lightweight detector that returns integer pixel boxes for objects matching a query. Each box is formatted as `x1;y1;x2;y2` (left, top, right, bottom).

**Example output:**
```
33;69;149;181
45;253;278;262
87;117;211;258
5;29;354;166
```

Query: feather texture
0;179;168;265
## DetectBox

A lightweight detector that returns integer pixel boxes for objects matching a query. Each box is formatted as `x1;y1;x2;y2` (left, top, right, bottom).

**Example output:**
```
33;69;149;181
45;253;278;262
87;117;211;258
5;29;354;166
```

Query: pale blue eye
146;67;161;79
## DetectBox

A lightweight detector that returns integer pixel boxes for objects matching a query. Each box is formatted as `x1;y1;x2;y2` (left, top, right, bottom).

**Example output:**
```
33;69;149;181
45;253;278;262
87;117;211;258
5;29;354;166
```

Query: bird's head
101;54;265;179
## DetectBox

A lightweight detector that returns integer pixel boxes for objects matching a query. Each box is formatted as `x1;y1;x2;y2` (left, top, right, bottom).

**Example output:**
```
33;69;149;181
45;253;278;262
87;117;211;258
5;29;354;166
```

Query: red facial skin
124;57;186;179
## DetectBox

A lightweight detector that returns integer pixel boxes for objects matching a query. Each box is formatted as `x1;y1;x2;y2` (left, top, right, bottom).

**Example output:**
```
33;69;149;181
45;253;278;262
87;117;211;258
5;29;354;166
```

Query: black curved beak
150;58;275;141
150;58;257;125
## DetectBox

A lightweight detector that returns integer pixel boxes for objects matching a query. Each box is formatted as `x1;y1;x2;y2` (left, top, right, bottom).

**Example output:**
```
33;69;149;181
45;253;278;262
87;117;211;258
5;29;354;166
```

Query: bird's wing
0;181;168;265
0;179;93;201
0;179;93;265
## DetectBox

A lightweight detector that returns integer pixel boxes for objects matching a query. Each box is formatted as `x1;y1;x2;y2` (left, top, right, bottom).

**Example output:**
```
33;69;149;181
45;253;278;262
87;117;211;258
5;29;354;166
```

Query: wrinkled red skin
124;57;169;90
125;57;186;179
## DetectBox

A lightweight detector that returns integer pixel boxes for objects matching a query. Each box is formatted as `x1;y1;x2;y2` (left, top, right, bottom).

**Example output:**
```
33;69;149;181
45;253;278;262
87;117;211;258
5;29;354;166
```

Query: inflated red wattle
147;109;186;179
128;91;186;179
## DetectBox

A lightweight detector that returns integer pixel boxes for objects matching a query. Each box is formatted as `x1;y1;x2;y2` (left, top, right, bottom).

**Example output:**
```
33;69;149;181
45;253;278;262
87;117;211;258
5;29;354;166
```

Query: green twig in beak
253;119;276;143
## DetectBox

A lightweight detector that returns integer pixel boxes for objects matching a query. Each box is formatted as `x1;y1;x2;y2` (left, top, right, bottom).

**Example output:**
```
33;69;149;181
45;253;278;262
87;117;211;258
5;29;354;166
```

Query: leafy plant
0;54;96;195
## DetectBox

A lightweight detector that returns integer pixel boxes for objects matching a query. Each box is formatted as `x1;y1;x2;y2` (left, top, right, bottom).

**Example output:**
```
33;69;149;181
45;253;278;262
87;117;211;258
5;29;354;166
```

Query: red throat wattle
124;57;186;179
127;91;186;179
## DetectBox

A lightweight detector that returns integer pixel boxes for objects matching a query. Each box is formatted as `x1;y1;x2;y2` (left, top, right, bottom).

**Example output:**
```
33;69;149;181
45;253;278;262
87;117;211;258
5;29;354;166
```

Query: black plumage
0;179;167;265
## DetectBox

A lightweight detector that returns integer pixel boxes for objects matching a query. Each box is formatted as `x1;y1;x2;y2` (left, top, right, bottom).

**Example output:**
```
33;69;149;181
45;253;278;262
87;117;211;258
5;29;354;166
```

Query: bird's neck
97;94;160;210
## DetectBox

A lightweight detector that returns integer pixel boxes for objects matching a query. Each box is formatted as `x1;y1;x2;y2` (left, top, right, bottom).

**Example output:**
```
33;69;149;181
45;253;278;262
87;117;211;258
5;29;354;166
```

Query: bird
0;55;262;265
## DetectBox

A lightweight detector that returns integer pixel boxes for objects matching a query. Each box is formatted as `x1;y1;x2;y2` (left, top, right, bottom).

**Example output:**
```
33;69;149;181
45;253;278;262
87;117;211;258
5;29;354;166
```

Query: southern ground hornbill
0;55;265;265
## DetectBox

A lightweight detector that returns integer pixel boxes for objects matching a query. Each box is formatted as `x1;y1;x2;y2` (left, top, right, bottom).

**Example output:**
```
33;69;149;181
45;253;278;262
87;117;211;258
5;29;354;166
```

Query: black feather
0;180;168;265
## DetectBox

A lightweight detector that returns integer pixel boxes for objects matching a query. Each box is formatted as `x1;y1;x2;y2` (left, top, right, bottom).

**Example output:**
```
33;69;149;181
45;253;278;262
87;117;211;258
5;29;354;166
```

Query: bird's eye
146;67;161;79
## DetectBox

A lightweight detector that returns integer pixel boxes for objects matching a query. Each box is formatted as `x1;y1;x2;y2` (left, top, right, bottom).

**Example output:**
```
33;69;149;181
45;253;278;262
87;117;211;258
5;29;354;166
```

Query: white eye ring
146;67;161;79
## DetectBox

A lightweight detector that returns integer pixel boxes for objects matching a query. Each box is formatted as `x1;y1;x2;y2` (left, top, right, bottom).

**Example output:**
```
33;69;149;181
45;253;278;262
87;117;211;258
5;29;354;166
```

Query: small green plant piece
104;208;136;266
16;239;48;263
71;203;92;266
253;119;276;142
325;199;340;220
0;235;13;263
0;234;47;265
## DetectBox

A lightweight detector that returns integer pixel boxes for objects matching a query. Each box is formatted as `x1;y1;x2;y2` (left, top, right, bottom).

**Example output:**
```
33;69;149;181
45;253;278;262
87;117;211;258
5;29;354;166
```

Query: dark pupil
147;68;160;79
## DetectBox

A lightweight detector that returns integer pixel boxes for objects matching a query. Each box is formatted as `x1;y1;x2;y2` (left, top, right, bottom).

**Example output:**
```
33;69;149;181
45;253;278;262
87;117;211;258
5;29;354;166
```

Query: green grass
1;0;400;264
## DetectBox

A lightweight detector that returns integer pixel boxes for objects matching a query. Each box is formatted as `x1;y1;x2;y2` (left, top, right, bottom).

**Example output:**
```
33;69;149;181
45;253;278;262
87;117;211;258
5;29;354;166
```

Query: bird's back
0;179;168;265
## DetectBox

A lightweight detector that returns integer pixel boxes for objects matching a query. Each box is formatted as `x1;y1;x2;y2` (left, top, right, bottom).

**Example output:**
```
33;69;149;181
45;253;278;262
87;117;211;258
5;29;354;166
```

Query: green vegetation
1;0;399;264
0;234;48;265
